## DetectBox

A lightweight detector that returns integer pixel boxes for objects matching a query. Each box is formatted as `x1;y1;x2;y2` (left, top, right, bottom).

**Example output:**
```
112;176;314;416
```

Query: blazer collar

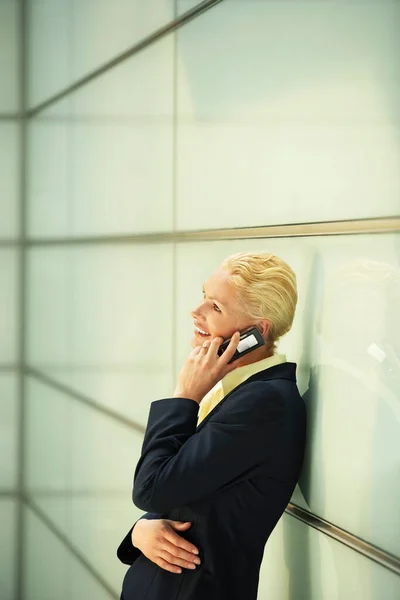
243;361;297;384
196;362;297;431
221;353;287;397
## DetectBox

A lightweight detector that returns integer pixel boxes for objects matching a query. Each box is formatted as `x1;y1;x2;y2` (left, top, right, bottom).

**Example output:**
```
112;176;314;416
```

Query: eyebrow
202;284;225;306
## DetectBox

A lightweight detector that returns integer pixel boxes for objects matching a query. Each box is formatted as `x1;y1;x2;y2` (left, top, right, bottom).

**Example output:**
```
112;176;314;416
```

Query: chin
191;333;212;348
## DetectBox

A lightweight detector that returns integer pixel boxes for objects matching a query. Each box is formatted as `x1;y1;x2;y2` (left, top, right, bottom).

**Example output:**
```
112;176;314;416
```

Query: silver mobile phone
217;326;265;364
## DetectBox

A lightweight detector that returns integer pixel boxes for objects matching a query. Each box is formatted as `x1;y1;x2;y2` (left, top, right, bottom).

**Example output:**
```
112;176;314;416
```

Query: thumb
169;521;191;529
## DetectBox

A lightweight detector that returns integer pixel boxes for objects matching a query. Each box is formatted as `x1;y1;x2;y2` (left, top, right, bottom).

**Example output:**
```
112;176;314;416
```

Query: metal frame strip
25;216;400;246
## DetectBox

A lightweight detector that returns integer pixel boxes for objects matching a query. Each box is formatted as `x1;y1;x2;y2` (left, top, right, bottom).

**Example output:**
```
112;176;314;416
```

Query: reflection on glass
259;512;400;599
301;252;400;557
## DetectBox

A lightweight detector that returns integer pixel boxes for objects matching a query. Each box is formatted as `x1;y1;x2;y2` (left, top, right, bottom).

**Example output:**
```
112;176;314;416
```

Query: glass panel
69;388;143;492
24;504;68;600
176;233;400;556
27;0;174;108
177;0;205;15
0;250;18;364
25;379;70;494
176;0;400;230
26;247;71;366
68;494;140;594
23;506;114;600
27;99;73;238
0;499;17;600
0;374;18;490
0;1;19;112
27;35;173;237
68;401;144;592
259;512;400;599
70;556;119;600
26;0;71;111
26;376;145;593
25;376;70;558
26;245;174;426
0;122;19;238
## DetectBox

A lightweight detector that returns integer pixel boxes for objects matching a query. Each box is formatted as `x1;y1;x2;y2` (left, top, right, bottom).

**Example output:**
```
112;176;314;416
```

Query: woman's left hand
173;332;241;404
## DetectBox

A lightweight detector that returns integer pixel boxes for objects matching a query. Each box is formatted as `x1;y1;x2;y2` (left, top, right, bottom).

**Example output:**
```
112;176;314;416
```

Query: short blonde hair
221;252;298;353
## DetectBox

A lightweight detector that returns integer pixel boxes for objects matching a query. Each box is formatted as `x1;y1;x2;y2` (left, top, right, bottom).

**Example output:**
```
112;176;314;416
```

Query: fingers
154;535;201;574
144;521;200;575
158;547;200;573
162;539;201;564
192;341;210;355
213;331;240;364
139;519;201;575
164;526;199;556
155;556;183;574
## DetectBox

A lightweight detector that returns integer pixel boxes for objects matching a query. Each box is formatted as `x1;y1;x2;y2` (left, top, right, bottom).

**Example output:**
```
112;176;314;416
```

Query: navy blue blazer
117;362;306;600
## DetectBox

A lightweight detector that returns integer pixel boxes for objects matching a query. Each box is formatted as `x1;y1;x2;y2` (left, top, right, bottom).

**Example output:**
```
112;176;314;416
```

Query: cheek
209;316;231;337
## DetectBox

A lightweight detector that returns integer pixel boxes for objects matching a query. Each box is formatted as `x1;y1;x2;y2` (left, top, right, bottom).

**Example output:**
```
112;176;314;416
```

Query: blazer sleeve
116;512;165;565
132;381;284;513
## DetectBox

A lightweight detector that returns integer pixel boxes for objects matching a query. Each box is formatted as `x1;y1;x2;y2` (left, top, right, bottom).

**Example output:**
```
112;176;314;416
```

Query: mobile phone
217;326;265;364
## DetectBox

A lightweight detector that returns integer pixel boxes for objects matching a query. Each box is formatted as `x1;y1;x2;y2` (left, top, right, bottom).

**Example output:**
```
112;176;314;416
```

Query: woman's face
190;267;253;349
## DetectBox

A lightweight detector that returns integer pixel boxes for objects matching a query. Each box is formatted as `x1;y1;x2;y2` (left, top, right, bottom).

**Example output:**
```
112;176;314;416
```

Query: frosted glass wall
0;2;20;599
176;0;400;229
27;0;175;108
0;123;20;238
20;1;400;599
0;0;20;113
27;34;174;237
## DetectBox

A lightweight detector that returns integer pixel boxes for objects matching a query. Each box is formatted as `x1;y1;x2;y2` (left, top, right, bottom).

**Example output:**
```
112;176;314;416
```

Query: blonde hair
221;252;298;353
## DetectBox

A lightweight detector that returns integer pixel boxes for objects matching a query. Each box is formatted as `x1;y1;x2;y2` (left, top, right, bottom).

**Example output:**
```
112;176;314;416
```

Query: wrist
173;390;201;404
131;520;143;548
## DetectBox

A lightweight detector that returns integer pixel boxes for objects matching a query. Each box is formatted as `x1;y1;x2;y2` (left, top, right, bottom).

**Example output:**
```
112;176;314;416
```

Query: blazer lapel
195;362;297;432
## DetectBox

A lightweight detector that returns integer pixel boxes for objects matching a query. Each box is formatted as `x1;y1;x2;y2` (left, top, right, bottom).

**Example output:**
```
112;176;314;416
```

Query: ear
256;319;271;340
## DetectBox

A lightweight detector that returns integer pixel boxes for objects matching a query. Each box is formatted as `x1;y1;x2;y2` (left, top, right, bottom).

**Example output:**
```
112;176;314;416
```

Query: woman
117;252;306;600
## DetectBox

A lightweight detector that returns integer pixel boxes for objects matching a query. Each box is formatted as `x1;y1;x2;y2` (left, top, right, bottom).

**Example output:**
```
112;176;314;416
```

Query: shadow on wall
281;251;322;600
295;249;400;598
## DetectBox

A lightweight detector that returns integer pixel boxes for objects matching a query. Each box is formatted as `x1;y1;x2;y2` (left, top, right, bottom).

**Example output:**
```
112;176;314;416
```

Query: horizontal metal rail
286;503;400;576
23;216;400;246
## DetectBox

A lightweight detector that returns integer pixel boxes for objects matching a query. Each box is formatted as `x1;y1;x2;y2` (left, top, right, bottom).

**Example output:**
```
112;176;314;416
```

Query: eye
202;289;221;313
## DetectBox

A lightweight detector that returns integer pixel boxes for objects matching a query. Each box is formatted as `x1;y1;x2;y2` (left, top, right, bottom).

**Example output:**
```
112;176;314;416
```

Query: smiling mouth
194;324;211;337
194;330;211;337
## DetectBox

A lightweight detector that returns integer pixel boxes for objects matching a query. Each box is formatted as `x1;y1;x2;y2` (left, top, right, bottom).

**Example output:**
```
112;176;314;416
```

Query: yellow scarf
197;353;287;425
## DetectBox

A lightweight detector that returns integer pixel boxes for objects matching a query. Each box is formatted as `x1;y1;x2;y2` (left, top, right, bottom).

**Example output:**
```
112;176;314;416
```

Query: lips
194;322;210;336
195;329;210;337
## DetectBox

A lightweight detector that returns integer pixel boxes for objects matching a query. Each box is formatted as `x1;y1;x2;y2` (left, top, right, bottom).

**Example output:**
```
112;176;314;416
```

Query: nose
191;307;200;319
191;302;205;319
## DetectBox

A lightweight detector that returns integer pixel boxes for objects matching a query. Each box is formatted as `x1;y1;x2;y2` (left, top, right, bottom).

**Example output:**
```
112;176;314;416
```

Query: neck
233;346;275;370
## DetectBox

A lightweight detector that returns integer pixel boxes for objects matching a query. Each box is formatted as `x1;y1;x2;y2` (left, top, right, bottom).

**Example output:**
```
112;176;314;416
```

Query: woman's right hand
131;519;201;574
